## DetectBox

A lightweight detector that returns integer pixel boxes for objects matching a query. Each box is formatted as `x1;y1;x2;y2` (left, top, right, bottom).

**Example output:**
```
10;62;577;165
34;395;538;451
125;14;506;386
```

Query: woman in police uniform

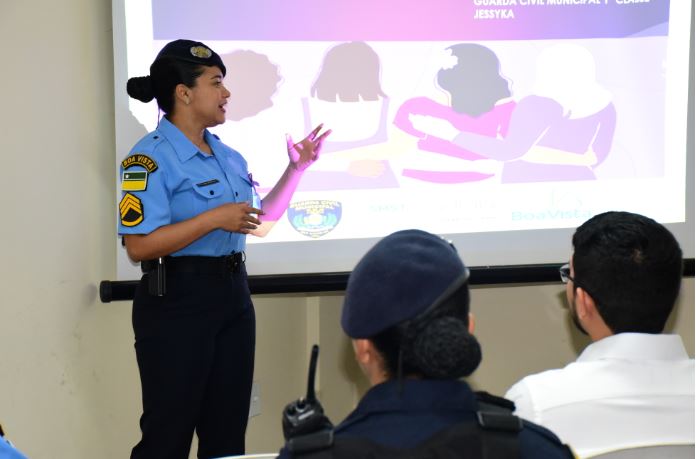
120;39;330;459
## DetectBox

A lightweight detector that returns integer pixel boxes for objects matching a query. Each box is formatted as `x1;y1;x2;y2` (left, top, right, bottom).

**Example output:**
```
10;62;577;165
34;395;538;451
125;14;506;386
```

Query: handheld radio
282;345;333;451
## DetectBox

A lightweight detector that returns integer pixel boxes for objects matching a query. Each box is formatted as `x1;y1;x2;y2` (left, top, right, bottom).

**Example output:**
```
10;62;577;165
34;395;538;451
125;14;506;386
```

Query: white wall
0;1;693;458
1;0;131;456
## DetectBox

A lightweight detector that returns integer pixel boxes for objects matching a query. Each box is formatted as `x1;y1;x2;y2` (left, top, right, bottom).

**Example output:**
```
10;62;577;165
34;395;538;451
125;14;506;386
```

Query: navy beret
341;229;469;339
155;39;227;76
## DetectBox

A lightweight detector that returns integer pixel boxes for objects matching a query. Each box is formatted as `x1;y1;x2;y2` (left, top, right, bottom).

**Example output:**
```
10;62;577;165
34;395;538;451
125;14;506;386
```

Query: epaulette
473;392;522;434
147;133;166;149
475;391;516;412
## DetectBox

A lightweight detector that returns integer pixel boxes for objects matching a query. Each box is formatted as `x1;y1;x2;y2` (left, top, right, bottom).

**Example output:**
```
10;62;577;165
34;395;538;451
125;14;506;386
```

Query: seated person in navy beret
281;229;576;458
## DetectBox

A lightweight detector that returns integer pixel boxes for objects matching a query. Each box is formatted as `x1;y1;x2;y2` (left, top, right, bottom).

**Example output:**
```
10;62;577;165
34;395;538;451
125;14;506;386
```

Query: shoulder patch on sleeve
122;153;158;172
121;170;148;191
119;193;144;227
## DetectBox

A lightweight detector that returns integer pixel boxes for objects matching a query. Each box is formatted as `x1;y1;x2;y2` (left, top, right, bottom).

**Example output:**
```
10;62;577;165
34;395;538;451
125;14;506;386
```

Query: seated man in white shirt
505;211;694;458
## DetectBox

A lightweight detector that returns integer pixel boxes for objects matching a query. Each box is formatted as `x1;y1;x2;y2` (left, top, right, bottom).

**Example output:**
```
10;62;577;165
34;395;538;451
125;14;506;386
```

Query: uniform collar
156;117;221;162
577;333;689;363
337;379;477;430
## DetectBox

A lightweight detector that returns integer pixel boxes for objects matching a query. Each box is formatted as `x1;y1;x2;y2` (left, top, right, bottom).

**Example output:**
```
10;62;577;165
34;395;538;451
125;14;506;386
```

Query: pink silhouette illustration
411;43;616;183
393;43;515;183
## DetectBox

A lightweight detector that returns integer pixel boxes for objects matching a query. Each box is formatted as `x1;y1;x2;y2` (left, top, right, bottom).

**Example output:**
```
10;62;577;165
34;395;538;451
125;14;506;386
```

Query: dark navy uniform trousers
130;265;255;459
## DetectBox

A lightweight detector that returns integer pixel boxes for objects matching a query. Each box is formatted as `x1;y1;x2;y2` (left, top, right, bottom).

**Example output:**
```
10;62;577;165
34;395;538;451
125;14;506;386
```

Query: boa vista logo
288;200;342;238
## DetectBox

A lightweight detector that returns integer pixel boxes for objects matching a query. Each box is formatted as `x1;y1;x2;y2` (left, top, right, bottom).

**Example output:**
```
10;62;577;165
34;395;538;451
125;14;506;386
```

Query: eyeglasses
559;263;575;284
559;263;604;307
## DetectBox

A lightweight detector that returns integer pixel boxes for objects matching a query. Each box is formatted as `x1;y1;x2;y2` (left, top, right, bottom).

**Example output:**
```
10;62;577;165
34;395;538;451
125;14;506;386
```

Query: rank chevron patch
119;193;144;227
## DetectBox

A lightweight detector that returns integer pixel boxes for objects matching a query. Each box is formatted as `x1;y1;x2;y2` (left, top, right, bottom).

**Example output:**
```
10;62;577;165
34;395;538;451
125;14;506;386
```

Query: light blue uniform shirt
0;436;28;459
118;117;255;256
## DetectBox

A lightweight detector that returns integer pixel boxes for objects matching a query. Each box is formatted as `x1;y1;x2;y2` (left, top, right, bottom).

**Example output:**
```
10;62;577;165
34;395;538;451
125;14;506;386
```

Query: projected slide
115;0;691;276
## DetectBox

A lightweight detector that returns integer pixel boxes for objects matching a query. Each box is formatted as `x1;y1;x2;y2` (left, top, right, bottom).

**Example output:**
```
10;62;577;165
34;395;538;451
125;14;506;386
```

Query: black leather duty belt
141;253;246;275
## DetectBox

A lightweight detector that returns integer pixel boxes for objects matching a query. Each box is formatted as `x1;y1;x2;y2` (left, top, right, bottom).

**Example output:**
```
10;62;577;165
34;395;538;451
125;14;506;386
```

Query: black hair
371;282;481;380
572;211;683;334
126;57;207;115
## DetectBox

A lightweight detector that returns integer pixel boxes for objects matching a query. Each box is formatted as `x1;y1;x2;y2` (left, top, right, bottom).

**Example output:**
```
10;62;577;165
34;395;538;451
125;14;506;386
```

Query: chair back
214;454;278;459
590;444;695;459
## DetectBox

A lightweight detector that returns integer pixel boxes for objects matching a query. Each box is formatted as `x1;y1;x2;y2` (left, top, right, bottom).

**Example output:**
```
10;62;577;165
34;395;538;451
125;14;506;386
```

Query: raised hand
286;124;332;171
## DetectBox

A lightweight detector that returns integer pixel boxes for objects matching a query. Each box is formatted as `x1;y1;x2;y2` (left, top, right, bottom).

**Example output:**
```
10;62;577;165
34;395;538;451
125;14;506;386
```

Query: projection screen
112;0;694;281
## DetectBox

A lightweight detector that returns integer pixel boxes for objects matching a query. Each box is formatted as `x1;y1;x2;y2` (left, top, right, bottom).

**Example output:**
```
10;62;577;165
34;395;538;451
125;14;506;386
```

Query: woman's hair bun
412;316;482;379
127;75;155;102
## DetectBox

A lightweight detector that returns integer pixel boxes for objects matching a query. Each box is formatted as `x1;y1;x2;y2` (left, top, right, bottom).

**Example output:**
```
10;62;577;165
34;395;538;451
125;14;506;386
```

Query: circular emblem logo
288;200;342;239
190;46;212;59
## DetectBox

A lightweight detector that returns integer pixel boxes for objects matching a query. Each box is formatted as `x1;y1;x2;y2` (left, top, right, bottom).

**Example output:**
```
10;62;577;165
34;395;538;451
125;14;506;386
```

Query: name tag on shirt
196;179;220;187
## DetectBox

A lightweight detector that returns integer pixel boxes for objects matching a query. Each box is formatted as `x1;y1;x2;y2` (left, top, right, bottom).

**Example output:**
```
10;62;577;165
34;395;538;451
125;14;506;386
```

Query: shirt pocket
234;172;255;205
191;178;226;212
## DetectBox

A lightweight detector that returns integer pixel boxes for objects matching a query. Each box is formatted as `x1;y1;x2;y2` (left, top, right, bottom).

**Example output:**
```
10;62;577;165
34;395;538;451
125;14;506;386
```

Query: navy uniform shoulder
474;391;575;458
475;391;515;412
521;419;576;458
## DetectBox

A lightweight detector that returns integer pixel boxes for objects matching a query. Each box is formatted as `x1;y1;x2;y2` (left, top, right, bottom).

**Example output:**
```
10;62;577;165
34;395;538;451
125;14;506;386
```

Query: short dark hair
371;282;481;380
572;211;683;334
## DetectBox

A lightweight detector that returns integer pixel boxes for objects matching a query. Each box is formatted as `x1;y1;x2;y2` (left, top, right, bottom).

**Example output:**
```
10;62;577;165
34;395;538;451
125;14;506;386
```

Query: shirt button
209;190;215;195
153;136;159;139
235;192;239;196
